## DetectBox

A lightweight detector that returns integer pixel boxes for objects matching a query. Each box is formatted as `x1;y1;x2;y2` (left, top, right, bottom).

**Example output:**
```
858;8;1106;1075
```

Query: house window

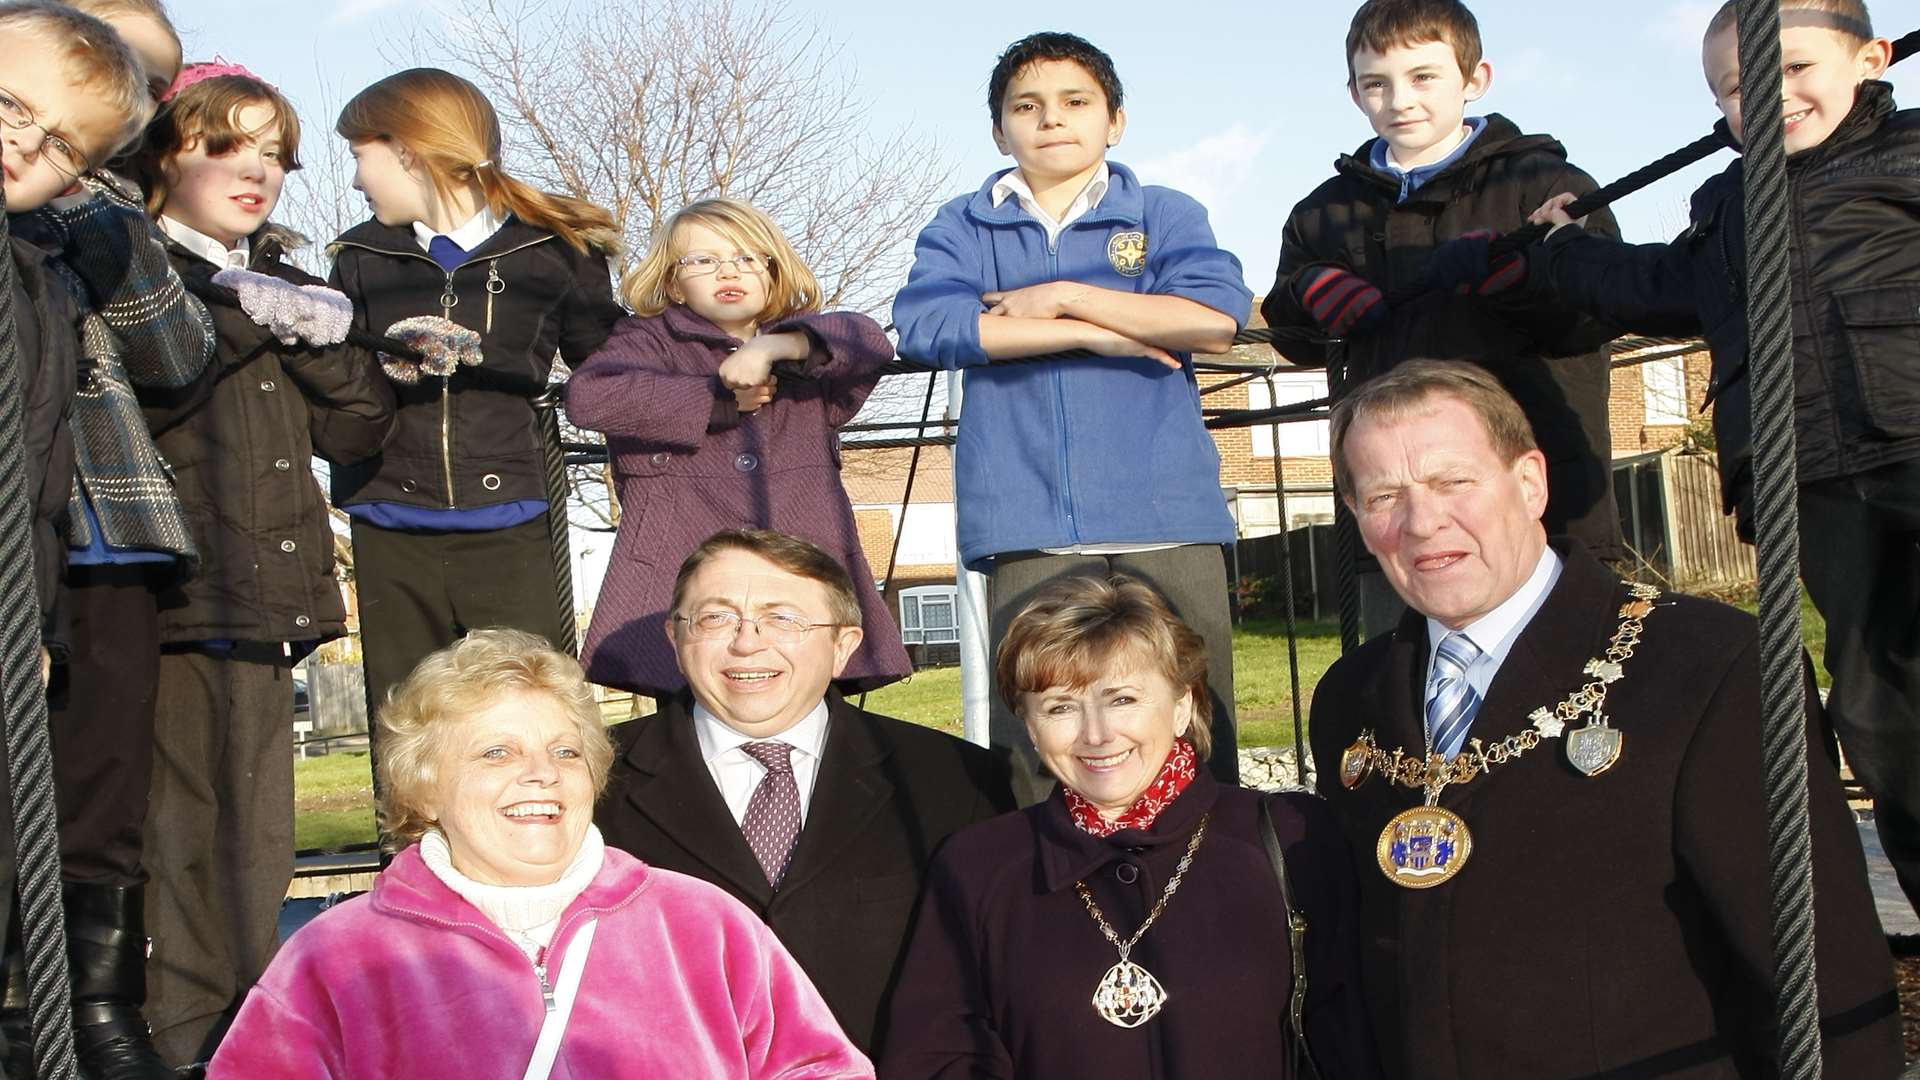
1247;374;1331;458
898;585;959;645
1642;357;1690;426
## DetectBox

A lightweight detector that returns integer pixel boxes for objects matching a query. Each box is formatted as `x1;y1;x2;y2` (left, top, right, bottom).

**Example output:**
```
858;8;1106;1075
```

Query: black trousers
351;517;567;770
1798;458;1920;916
986;545;1239;806
46;563;162;885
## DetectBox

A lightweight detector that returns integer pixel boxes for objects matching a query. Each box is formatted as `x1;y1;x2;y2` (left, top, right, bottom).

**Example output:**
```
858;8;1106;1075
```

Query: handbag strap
1259;796;1322;1080
522;917;599;1080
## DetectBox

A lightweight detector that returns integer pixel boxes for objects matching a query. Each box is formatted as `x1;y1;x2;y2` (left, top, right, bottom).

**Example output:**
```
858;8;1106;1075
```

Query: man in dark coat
597;528;1015;1054
1309;360;1902;1078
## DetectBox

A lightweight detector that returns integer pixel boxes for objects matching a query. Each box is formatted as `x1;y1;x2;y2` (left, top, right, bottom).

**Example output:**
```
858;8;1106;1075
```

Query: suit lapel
775;696;896;901
617;698;775;905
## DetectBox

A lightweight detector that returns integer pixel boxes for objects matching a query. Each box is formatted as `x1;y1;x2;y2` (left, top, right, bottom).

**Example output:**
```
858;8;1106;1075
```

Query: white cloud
1130;124;1273;212
328;0;408;25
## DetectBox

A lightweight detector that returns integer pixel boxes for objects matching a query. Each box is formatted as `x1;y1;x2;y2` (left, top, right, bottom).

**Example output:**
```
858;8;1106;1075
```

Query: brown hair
1706;0;1874;48
60;0;180;100
668;529;862;628
0;1;151;155
376;628;615;847
995;573;1213;759
336;68;619;257
621;198;822;323
1329;359;1538;499
132;73;302;216
1345;0;1484;82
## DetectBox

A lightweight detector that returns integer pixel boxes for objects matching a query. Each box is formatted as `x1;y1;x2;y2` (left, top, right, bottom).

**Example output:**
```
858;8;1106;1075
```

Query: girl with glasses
565;198;910;701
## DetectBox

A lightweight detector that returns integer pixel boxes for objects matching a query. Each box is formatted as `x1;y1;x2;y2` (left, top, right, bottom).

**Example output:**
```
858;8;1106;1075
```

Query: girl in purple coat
565;199;910;697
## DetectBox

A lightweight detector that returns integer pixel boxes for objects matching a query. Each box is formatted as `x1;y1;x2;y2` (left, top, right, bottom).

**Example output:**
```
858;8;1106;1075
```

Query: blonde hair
1707;0;1874;48
60;0;180;98
133;74;303;216
1329;359;1539;500
336;68;620;256
621;198;821;322
376;628;615;847
995;574;1213;760
0;1;152;154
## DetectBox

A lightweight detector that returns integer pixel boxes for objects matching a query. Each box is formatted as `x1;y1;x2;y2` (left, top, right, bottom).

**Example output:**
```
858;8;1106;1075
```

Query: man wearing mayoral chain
1309;360;1901;1078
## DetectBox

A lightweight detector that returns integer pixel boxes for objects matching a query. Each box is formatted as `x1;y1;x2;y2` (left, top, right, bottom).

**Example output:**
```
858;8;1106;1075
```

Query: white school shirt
412;205;504;256
692;699;831;827
1424;544;1564;705
159;216;249;271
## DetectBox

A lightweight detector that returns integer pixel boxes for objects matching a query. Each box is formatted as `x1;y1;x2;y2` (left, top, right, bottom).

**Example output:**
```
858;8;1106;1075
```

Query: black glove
1294;265;1387;339
1428;230;1527;296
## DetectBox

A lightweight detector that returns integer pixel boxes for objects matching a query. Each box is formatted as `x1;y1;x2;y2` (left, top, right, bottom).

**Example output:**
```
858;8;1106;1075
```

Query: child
125;64;395;1069
1262;0;1624;636
892;32;1252;803
1518;0;1920;918
565;198;910;697
0;4;190;1079
327;69;625;733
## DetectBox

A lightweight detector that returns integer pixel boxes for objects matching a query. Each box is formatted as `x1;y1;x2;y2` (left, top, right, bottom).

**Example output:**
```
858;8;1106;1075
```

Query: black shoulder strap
1260;794;1323;1080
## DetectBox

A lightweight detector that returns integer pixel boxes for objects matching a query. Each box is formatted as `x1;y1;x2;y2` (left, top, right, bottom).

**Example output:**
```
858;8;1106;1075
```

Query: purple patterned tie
739;741;801;888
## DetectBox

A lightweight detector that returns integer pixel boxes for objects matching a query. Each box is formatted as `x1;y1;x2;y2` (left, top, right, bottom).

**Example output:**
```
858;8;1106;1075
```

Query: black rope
1734;0;1822;1073
531;389;578;656
0;188;79;1080
1325;350;1363;655
856;370;939;712
1261;372;1309;787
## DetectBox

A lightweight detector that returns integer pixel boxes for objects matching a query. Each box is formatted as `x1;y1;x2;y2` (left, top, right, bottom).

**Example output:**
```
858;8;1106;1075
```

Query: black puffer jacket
146;226;395;644
8;234;77;651
1528;81;1920;525
326;216;623;511
1263;115;1623;556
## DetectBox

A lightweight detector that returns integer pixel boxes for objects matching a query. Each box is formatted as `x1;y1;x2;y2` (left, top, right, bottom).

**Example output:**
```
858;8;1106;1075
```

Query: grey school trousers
142;646;294;1067
987;544;1239;806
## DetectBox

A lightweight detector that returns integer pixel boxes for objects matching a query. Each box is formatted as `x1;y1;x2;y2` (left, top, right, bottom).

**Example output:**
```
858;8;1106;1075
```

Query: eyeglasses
674;253;772;276
0;86;91;181
673;610;842;643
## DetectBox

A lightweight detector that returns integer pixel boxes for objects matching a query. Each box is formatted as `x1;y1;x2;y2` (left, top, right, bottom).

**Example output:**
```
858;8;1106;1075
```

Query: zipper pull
440;270;459;317
484;259;502;333
535;946;556;1012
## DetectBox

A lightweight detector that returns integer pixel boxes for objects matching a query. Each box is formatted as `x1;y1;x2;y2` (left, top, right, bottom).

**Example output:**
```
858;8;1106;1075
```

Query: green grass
293;752;376;852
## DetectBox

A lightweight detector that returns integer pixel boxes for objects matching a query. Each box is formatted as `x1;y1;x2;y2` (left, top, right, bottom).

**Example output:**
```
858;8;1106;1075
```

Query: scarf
1065;738;1198;837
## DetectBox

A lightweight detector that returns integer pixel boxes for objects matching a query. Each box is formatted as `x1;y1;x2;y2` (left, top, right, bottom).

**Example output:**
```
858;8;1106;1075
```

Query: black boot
63;883;172;1080
1;909;33;1080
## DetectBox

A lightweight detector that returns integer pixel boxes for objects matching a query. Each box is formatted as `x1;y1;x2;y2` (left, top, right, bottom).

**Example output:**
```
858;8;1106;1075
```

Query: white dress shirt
412;205;504;256
692;700;832;828
1424;544;1564;703
159;215;249;271
990;162;1110;248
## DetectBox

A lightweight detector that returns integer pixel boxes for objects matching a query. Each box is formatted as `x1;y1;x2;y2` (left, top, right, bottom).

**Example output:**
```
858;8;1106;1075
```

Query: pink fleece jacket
209;844;873;1078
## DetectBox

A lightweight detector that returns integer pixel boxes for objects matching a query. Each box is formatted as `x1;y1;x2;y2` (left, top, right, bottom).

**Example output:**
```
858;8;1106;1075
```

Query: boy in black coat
1516;0;1920;920
1262;0;1624;636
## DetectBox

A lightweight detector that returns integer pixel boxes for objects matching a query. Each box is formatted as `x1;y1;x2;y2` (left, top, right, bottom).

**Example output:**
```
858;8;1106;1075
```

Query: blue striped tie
1426;632;1483;760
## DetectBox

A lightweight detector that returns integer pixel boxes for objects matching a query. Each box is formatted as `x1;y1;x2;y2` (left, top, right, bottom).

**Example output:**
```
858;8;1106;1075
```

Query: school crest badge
1107;231;1147;277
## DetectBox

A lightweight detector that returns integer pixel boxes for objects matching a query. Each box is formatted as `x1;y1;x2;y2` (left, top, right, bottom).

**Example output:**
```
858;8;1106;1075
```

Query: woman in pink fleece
209;629;870;1079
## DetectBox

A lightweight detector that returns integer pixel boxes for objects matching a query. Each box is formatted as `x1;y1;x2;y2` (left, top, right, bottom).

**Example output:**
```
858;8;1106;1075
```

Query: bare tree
413;0;955;530
276;68;362;279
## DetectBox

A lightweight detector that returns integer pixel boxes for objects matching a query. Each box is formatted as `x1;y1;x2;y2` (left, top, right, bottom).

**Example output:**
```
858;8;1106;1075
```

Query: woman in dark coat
881;574;1382;1080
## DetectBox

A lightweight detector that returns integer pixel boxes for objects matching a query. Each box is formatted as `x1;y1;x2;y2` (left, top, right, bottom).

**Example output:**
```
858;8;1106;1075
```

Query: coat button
734;452;759;472
1115;863;1140;885
280;539;296;553
650;452;670;466
481;473;502;491
274;458;292;471
294;615;311;628
401;479;418;493
259;379;276;392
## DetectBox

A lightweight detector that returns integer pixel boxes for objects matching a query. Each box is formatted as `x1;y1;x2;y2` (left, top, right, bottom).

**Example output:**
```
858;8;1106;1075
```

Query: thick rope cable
531;389;578;656
1733;1;1821;1074
0;193;79;1080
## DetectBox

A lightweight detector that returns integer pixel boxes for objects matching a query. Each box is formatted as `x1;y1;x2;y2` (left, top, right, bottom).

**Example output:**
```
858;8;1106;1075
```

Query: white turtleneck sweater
418;825;606;962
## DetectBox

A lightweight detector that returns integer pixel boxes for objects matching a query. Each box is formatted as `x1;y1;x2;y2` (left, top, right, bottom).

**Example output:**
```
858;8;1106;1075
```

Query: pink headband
161;57;274;104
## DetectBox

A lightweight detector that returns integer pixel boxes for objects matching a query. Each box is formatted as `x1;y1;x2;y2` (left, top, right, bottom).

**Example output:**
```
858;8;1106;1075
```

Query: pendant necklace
1074;813;1209;1028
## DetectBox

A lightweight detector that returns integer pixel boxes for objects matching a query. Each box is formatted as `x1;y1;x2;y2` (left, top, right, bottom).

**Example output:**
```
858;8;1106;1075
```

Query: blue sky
165;0;1920;291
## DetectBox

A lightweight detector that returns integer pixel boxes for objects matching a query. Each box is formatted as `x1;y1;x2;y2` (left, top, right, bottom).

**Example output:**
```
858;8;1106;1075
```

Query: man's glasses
0;87;90;181
673;610;841;643
675;253;772;277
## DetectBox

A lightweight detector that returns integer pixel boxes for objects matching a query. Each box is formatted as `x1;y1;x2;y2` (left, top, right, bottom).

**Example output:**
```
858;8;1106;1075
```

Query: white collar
692;698;832;767
159;215;249;271
1425;543;1562;667
417;824;605;937
413;205;504;256
991;161;1110;215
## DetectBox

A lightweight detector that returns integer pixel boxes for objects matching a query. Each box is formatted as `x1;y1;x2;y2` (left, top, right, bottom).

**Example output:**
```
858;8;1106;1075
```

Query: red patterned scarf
1065;738;1198;837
